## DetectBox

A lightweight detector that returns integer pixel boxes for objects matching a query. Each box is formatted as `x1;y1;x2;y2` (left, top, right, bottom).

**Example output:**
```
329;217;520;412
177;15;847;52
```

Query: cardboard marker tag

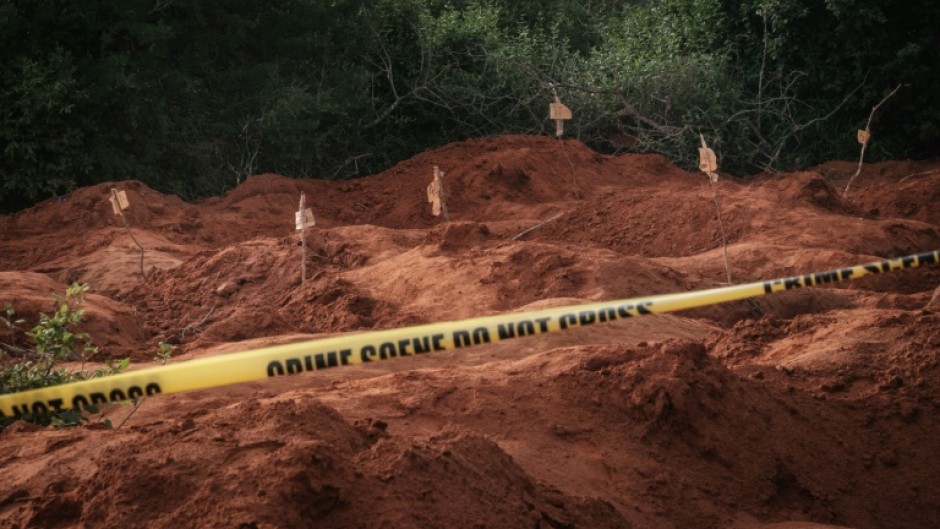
295;208;315;230
109;189;129;215
550;96;572;138
698;147;718;174
550;101;572;120
857;129;870;145
698;134;719;182
427;175;442;216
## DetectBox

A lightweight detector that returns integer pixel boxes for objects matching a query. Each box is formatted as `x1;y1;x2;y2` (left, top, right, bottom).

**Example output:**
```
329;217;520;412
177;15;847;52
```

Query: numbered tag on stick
549;99;572;120
549;96;572;138
109;189;130;215
698;134;719;183
296;192;315;230
427;166;444;217
857;129;870;145
295;208;315;230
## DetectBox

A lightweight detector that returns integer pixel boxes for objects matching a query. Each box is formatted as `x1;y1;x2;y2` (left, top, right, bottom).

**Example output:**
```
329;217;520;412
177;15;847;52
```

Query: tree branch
843;83;902;197
0;341;33;357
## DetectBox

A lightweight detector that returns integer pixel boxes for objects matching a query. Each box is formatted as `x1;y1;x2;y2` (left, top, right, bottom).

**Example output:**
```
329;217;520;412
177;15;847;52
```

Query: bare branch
843;83;902;197
513;212;566;241
898;168;940;183
0;342;33;357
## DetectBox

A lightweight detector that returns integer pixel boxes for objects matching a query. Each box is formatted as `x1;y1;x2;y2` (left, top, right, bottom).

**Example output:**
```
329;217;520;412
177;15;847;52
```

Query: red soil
1;135;939;529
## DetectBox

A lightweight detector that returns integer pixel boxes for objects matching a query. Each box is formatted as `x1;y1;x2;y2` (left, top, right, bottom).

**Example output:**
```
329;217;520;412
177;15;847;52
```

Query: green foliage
155;341;175;365
0;44;89;207
0;0;938;211
27;283;99;363
1;303;26;349
0;283;129;429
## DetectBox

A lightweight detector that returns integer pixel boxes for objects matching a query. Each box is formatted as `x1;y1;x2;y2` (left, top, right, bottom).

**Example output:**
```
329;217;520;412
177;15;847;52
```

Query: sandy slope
1;135;939;529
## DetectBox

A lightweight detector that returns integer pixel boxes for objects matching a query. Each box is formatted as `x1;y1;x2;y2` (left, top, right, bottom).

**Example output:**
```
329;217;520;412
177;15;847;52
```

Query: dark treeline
1;0;938;211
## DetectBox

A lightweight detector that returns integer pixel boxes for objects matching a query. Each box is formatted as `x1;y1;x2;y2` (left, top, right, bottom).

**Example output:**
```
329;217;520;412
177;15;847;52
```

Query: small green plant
0;283;130;429
1;303;26;347
112;342;175;430
155;341;176;365
27;283;99;367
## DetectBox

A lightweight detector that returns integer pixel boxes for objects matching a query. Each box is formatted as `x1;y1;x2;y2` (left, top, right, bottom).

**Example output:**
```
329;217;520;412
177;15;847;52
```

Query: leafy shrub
0;283;129;429
1;0;937;211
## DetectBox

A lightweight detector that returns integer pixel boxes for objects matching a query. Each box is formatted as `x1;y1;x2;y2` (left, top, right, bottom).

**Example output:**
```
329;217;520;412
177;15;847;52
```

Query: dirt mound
813;159;940;226
854;172;940;227
215;135;628;231
611;152;698;185
316;339;940;528
478;243;688;311
0;272;146;359
423;220;494;251
537;182;732;257
338;239;690;323
928;286;940;309
772;172;860;215
531;171;940;260
710;307;940;409
3;397;627;529
125;234;412;351
2;135;940;529
0;180;197;242
0;182;203;289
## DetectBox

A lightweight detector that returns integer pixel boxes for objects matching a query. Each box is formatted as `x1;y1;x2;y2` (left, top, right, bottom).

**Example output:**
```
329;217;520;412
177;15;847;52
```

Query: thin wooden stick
300;193;307;283
898;168;940;183
180;302;217;341
843;83;901;197
114;399;142;430
558;139;580;199
513;211;566;241
435;166;450;222
111;189;148;281
709;180;733;285
0;342;32;357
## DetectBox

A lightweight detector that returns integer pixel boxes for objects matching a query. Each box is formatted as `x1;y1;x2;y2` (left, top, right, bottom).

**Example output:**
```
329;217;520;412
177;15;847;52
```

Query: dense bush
1;0;937;211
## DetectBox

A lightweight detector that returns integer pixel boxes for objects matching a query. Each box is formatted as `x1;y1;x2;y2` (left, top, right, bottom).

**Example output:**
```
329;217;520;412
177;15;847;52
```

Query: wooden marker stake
109;188;148;281
296;192;316;283
549;94;579;198
857;129;871;146
698;134;719;183
842;85;901;198
697;135;732;286
843;83;900;197
549;95;572;138
427;165;449;221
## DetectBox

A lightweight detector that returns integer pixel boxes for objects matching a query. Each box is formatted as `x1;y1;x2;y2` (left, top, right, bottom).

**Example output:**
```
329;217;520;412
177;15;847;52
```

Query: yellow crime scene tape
1;249;938;418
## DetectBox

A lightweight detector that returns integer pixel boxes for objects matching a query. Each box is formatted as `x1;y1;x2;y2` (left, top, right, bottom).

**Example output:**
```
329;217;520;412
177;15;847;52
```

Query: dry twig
513;212;566;241
898;168;940;183
558;139;580;200
180;302;217;342
709;181;733;286
111;189;149;281
0;342;32;357
843;83;901;197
